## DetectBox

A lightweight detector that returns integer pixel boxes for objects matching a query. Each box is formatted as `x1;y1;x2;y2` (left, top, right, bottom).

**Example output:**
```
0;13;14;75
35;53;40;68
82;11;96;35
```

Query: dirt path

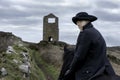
110;61;120;75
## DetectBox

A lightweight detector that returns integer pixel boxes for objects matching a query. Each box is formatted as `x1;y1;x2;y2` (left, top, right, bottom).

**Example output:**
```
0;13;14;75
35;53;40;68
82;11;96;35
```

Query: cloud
104;34;120;46
0;17;42;26
96;1;119;9
93;10;120;22
0;0;120;46
0;0;94;26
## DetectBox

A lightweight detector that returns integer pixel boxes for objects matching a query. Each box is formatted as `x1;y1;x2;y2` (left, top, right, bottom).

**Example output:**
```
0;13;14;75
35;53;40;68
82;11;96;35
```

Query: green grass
29;49;46;80
33;50;59;80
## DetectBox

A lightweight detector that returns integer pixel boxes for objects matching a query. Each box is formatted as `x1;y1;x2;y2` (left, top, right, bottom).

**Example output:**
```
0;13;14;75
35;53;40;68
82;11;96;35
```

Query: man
64;12;116;80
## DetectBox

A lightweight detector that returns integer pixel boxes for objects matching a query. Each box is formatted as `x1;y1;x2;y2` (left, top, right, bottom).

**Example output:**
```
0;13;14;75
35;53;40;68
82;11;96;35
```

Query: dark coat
67;23;115;80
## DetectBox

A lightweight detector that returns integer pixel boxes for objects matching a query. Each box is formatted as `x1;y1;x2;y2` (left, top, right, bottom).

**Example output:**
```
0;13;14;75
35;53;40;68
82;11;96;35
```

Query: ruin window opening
48;18;55;23
48;36;53;41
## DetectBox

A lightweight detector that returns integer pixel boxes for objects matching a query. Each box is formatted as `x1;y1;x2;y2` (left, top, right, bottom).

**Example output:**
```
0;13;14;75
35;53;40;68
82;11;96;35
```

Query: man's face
76;20;89;30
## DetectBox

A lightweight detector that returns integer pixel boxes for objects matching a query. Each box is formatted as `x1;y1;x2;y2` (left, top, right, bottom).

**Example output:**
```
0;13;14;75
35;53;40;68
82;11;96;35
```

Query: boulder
19;64;30;73
0;67;7;76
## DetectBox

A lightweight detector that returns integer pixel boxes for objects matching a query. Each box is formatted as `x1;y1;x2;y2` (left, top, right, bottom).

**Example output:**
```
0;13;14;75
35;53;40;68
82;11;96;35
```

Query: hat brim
72;15;97;24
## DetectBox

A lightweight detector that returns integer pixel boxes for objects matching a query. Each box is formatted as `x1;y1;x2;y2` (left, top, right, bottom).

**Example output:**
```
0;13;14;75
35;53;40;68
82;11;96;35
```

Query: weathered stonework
43;13;59;41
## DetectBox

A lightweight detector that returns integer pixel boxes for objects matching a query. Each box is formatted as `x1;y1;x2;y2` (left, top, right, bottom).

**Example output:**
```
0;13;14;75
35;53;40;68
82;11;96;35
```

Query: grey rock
13;59;18;64
1;67;7;76
19;64;30;73
6;46;16;54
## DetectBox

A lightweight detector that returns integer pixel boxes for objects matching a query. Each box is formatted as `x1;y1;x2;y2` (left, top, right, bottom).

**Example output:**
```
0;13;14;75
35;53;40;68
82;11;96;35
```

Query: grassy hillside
0;32;64;80
0;45;46;80
0;32;120;80
0;43;60;80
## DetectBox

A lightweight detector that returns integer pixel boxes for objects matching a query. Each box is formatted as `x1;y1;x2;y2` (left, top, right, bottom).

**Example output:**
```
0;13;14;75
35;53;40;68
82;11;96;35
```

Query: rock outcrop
0;31;22;52
0;31;46;80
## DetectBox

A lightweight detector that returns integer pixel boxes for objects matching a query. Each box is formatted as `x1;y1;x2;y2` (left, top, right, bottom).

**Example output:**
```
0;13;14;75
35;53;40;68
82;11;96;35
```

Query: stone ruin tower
43;13;59;41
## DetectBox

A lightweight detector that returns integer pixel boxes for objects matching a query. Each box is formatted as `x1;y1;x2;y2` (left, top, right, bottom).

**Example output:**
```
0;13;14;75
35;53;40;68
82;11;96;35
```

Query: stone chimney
43;13;59;42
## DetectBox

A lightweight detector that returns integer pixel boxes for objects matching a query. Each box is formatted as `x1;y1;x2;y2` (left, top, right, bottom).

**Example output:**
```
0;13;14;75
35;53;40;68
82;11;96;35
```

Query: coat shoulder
84;27;101;38
84;27;96;33
82;28;94;37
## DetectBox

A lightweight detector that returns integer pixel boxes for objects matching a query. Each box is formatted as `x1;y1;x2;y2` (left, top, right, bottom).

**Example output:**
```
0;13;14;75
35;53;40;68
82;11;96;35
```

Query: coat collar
83;22;93;30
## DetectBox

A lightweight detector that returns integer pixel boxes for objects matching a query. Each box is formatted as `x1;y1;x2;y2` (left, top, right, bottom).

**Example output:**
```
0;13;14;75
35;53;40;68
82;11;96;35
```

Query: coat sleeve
69;30;92;72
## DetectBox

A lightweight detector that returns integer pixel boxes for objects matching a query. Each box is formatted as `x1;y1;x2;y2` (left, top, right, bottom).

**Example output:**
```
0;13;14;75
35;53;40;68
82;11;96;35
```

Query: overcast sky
0;0;120;46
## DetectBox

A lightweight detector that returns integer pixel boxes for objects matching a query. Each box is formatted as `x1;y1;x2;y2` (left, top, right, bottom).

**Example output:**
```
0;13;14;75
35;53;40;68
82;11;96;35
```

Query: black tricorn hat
72;12;97;24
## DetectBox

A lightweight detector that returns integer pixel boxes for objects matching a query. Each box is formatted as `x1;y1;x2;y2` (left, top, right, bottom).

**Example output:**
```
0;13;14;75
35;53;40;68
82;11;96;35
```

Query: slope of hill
0;31;64;80
0;31;120;80
0;32;47;80
107;47;120;75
